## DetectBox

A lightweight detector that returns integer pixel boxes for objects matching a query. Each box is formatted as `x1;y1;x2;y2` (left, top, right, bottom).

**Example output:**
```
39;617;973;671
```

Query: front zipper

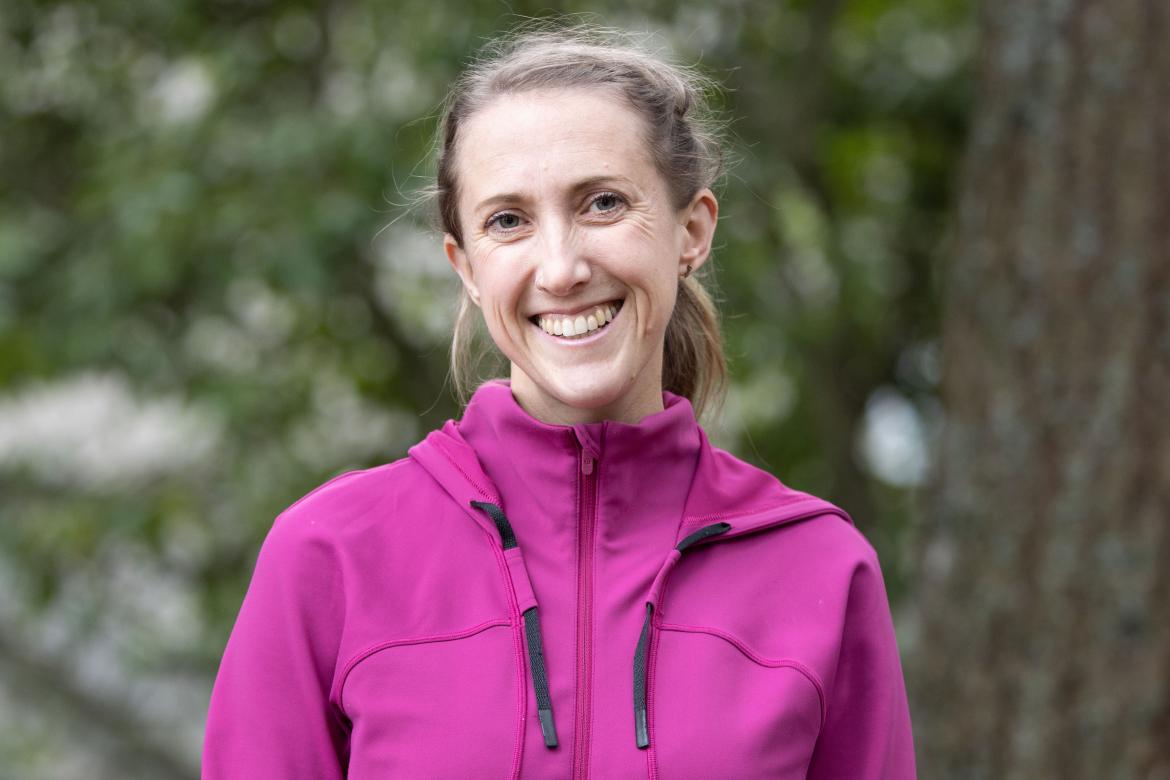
573;446;597;780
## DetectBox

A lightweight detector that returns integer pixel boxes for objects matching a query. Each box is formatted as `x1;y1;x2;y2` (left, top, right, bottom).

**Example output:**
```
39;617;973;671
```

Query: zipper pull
581;451;594;475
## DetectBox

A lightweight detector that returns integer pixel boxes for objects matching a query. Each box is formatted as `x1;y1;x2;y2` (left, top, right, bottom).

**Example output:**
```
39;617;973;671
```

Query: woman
203;26;916;779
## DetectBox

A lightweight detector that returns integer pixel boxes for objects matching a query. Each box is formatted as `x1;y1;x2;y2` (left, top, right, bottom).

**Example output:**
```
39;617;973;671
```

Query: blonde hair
434;23;729;422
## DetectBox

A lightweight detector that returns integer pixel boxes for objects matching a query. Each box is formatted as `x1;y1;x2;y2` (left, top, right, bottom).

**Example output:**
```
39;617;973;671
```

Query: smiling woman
434;29;728;428
442;86;718;424
203;23;917;780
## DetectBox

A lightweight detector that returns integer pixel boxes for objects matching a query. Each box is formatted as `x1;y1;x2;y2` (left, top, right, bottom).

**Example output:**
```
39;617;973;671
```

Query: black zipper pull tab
471;501;559;749
633;603;653;749
524;607;559;748
632;522;733;750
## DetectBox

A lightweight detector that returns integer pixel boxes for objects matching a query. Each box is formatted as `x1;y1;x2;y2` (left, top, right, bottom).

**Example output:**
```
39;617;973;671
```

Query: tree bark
910;0;1170;777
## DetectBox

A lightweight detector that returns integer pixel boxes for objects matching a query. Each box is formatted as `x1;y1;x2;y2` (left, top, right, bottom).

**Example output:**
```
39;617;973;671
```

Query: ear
444;233;481;308
678;188;719;274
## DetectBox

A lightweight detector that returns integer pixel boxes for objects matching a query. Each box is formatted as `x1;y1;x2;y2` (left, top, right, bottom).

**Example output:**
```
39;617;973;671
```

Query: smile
529;299;624;344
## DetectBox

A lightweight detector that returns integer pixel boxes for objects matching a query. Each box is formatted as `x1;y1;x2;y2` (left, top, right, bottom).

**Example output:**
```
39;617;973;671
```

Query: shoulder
740;513;884;616
793;510;881;569
259;456;429;560
782;515;899;645
277;457;417;525
700;439;881;570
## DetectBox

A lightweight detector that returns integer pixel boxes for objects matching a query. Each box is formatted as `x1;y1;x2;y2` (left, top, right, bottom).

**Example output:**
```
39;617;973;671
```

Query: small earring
680;264;693;278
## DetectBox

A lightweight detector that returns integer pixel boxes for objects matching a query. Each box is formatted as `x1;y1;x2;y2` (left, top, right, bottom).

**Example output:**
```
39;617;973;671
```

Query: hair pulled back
435;22;728;422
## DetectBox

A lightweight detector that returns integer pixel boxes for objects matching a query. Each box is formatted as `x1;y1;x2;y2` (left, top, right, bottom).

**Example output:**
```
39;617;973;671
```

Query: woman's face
444;87;717;425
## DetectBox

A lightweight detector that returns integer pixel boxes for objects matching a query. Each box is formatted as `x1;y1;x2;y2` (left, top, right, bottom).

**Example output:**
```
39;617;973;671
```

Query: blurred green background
0;0;970;775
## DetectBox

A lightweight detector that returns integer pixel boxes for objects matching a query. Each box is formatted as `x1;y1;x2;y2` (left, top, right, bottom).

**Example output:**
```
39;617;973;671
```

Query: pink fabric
203;379;916;778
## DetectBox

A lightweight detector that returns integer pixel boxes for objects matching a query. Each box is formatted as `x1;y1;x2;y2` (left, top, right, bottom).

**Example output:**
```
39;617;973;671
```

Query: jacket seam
646;611;663;780
656;622;827;730
495;534;528;780
585;458;598;776
582;463;594;776
430;433;497;502
682;498;840;527
682;502;800;525
278;460;412;524
473;517;528;779
278;472;362;519
334;619;511;712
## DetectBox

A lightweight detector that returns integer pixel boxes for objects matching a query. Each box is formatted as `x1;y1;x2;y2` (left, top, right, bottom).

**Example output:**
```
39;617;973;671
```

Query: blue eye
487;212;522;231
590;192;624;212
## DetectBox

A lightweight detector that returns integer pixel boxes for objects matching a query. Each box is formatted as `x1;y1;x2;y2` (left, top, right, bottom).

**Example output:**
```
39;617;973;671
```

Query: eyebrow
472;174;638;214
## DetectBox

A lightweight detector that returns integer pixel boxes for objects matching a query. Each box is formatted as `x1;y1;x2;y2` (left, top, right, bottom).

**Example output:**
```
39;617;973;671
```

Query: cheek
595;222;673;275
468;247;520;305
483;288;523;333
652;280;681;324
472;268;533;348
626;271;680;342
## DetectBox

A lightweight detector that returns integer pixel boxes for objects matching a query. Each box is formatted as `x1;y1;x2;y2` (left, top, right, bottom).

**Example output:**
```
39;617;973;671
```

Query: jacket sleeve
806;550;917;779
202;509;349;779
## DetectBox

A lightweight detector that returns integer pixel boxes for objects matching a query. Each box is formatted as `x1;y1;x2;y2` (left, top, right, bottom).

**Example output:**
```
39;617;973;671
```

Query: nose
534;218;590;296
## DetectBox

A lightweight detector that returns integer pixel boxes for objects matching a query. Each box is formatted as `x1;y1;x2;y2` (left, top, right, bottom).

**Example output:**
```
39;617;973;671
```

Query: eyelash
484;211;523;232
484;191;627;232
587;191;626;213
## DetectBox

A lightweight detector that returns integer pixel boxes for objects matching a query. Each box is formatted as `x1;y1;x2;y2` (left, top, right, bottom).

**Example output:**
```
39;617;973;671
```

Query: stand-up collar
408;377;848;549
458;378;701;464
454;379;702;539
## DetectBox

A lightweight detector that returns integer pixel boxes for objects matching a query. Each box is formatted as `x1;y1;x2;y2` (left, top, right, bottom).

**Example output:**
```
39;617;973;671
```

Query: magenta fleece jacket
203;379;916;778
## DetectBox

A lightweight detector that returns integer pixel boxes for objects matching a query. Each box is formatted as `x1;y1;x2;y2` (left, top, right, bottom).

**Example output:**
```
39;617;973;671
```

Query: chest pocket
340;622;520;779
640;524;826;779
648;625;824;779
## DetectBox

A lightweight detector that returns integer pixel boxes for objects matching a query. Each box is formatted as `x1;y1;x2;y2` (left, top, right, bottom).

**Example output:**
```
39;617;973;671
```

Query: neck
508;368;666;426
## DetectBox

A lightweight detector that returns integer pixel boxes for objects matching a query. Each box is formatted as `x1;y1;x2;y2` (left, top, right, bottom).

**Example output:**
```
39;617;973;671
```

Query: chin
546;378;628;411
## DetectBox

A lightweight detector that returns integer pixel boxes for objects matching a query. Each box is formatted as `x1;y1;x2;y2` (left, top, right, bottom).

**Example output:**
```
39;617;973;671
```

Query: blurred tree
910;0;1170;776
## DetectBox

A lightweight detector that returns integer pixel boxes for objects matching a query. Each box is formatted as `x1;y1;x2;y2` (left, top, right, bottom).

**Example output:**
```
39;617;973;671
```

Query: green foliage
0;0;971;774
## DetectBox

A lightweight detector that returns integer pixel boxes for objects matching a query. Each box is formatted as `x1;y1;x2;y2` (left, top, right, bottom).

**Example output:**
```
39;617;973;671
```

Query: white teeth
536;301;622;338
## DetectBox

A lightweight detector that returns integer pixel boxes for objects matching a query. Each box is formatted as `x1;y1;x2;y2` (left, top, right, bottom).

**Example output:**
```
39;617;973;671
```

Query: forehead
455;87;659;202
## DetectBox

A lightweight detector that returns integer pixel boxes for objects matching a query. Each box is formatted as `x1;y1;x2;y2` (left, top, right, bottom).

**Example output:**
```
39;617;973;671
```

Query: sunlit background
0;0;970;775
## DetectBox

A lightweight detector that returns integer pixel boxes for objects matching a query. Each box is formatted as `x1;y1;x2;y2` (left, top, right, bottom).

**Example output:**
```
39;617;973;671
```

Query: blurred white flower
148;58;215;124
904;31;959;80
0;372;222;489
857;385;930;487
371;222;461;346
288;373;419;470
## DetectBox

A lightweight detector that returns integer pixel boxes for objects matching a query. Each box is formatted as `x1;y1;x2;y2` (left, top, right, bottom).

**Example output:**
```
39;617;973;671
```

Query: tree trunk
910;0;1170;777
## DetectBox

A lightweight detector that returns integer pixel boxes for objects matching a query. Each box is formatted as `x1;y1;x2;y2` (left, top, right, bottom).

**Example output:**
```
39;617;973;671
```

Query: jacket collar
451;379;701;540
408;378;851;546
